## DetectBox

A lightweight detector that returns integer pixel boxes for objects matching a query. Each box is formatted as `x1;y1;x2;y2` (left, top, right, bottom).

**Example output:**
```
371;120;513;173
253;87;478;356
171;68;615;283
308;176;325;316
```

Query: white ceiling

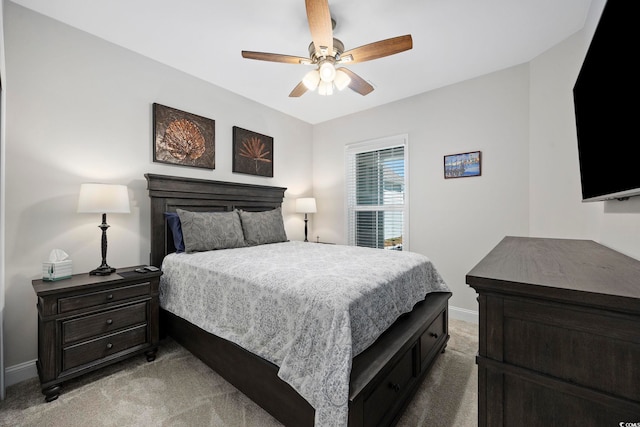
11;0;592;124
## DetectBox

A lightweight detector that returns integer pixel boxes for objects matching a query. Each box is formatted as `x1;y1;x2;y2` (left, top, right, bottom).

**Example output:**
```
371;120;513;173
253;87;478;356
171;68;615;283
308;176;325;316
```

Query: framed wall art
153;103;215;169
444;151;482;179
232;126;273;177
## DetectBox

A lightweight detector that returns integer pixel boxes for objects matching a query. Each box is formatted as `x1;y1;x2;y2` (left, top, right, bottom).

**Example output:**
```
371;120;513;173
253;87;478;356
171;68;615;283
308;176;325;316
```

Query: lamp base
89;265;116;276
90;213;116;276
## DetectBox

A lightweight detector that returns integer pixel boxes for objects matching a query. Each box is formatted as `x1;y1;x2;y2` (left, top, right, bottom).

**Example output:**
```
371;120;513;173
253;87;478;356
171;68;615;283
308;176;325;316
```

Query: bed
145;173;452;427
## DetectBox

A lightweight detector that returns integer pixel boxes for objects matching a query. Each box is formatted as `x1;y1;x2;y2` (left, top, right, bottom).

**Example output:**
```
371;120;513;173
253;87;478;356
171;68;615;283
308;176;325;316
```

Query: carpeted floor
0;318;478;427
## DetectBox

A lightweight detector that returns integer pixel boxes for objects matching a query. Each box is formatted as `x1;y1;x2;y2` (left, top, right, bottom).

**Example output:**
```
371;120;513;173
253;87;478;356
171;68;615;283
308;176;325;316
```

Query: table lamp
77;183;130;275
295;197;316;242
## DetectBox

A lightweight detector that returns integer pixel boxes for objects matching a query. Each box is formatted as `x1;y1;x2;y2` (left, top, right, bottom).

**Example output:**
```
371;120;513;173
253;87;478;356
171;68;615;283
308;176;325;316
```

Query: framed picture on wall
232;126;273;177
444;151;482;178
152;103;215;169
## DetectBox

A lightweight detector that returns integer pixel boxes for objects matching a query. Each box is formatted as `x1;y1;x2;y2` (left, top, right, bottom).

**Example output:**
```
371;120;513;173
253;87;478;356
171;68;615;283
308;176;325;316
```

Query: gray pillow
176;209;246;252
238;207;287;246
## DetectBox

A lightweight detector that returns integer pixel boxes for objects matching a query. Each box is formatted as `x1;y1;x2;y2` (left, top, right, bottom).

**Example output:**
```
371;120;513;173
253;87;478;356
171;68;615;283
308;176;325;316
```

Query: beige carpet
0;318;478;427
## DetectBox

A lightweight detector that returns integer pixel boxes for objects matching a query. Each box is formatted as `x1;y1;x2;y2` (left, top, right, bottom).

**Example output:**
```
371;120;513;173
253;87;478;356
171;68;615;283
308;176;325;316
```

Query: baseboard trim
5;359;37;388
448;305;479;324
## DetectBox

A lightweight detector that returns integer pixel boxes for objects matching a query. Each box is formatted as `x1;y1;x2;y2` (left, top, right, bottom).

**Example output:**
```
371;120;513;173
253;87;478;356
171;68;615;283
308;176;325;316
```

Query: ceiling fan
241;0;413;97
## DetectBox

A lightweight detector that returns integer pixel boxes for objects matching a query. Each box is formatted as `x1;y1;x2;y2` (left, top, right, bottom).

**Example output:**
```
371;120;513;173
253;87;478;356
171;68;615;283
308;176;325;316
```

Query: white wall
3;2;313;372
312;65;531;317
0;0;6;400
529;0;640;259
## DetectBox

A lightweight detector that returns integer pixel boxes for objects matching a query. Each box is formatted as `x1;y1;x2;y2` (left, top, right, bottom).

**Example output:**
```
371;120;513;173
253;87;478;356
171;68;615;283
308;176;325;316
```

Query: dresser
466;236;640;425
32;267;161;402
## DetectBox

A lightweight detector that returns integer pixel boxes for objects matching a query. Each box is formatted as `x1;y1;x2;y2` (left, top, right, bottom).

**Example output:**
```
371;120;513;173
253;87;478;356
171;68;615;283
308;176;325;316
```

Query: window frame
344;134;410;251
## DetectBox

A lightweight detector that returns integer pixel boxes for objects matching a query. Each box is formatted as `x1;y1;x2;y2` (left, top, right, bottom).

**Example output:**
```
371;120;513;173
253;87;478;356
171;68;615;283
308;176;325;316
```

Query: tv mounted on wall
573;0;638;202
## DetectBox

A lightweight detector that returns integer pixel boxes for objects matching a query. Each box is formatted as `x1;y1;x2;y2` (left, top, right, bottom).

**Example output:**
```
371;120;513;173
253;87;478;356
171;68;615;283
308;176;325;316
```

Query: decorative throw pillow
176;209;246;252
238;207;288;246
164;212;185;253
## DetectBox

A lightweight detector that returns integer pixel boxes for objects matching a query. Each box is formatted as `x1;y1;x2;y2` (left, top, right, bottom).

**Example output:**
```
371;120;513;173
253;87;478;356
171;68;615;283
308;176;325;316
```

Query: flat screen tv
573;0;638;202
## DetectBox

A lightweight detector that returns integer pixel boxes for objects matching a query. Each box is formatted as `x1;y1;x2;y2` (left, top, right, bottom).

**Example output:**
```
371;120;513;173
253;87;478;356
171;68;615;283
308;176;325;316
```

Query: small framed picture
232;126;273;177
444;151;482;179
153;103;215;169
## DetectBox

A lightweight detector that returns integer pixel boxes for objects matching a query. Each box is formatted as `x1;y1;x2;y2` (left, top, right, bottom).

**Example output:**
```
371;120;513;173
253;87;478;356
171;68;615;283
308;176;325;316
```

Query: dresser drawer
58;282;150;313
62;324;148;371
502;298;640;401
502;373;640;425
62;302;147;345
420;310;445;366
364;345;416;427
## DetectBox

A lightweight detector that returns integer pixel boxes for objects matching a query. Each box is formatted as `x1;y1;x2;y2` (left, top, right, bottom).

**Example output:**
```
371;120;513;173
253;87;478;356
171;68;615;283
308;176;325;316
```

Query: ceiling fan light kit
241;0;413;98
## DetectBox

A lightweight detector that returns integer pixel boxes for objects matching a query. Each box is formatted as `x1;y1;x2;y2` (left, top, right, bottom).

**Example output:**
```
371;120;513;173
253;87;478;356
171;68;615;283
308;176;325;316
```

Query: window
345;135;408;251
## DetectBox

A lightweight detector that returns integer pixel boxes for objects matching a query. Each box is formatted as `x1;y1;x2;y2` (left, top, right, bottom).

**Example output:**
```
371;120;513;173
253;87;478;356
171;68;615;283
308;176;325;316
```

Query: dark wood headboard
145;173;286;267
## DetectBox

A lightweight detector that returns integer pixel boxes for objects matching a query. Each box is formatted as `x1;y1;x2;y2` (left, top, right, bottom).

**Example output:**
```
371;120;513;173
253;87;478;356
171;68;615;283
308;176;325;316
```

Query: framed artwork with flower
152;103;215;169
232;126;273;177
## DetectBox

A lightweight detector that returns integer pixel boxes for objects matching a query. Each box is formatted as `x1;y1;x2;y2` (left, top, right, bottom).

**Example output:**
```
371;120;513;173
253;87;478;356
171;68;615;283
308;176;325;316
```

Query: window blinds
346;137;407;250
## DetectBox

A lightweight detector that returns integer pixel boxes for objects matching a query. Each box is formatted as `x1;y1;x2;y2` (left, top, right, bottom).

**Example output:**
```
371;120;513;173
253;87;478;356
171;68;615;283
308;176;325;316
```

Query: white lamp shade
295;197;317;214
334;69;351;91
77;183;131;214
319;62;336;82
317;81;333;96
302;69;320;90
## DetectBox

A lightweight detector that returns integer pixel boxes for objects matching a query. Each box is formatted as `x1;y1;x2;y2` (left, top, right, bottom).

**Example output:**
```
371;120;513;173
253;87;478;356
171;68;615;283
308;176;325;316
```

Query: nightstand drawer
58;282;150;313
62;302;147;345
63;324;147;371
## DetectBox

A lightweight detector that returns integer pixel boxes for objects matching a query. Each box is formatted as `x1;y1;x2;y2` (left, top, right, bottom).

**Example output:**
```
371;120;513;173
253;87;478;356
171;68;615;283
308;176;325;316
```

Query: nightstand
31;266;161;402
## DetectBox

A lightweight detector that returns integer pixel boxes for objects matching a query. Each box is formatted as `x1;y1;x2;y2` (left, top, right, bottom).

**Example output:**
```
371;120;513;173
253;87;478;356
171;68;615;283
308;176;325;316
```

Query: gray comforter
160;241;449;426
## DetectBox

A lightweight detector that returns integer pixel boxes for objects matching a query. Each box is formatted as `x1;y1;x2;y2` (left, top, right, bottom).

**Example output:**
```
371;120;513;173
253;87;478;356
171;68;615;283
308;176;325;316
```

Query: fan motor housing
308;38;345;63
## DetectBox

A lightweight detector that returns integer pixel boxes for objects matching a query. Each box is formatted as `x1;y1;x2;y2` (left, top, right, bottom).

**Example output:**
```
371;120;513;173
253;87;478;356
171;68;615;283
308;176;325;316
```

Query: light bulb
302;69;320;90
334;69;351;91
319;62;336;82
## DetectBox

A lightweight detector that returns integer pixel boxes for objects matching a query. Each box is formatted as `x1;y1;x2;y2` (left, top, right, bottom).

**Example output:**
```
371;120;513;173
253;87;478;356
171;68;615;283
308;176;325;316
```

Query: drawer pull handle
106;343;113;350
106;294;113;300
106;319;113;325
430;332;439;339
389;383;401;392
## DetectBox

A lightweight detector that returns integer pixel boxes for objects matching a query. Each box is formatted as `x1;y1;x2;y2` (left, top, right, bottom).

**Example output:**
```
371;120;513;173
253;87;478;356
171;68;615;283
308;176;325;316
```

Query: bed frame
145;173;451;427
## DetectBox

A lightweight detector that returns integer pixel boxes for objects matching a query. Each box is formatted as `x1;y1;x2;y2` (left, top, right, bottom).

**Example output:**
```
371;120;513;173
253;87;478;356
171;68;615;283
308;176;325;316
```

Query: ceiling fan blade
340;35;413;64
306;0;333;56
337;68;374;96
289;81;309;97
242;51;311;65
